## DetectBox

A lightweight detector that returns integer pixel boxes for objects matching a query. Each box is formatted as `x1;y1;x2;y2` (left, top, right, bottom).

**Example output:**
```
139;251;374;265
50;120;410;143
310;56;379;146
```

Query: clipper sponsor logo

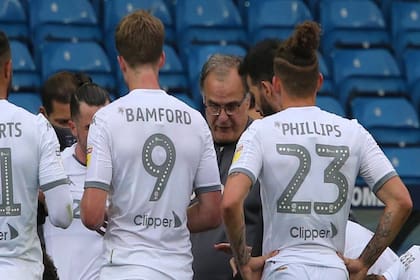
133;211;182;229
0;224;19;240
290;222;337;241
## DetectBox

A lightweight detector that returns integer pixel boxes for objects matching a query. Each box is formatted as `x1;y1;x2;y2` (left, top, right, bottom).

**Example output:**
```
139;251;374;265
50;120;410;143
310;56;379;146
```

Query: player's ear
158;51;165;69
68;120;77;138
117;55;127;73
316;73;324;93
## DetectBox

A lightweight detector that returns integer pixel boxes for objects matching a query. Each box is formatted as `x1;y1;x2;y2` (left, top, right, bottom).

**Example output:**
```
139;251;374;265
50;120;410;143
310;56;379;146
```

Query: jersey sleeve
356;121;397;193
193;117;221;195
37;114;69;191
84;111;112;191
228;121;263;185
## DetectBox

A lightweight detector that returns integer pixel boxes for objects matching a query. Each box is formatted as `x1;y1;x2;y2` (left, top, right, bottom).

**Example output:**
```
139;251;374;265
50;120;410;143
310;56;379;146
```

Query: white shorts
263;261;349;280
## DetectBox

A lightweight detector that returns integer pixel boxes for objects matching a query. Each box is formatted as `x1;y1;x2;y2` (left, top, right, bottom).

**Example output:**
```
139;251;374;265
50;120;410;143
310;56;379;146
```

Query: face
70;102;106;159
204;68;250;144
46;100;71;128
246;75;277;117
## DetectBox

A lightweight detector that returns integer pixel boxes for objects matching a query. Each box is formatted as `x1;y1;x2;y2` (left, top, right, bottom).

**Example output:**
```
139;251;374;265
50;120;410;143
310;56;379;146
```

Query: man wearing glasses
190;54;263;280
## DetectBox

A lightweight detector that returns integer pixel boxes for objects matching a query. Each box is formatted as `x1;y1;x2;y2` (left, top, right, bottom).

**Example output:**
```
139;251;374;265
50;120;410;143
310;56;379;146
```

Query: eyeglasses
205;94;249;116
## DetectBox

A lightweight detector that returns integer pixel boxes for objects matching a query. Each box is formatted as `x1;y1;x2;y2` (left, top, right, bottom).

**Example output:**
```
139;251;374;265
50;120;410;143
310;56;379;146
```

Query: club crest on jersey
86;146;93;167
232;144;243;163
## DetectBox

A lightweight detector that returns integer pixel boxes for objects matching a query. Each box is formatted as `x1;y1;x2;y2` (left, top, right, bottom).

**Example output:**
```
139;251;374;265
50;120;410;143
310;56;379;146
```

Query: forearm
187;193;221;233
223;204;250;267
359;204;411;268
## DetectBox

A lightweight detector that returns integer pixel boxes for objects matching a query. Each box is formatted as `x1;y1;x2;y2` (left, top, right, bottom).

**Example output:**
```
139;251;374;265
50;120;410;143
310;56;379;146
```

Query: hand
214;243;279;280
339;253;369;280
96;211;108;236
238;251;279;280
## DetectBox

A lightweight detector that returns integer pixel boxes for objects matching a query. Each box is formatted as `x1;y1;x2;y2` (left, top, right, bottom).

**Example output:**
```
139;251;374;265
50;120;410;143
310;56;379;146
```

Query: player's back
246;106;395;268
88;89;219;277
0;100;61;278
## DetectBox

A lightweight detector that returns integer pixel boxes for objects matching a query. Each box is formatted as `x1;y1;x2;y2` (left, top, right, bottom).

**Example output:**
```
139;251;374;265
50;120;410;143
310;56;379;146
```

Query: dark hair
273;21;321;97
0;30;10;66
41;72;91;115
239;38;281;86
70;77;110;119
199;54;246;102
115;10;164;67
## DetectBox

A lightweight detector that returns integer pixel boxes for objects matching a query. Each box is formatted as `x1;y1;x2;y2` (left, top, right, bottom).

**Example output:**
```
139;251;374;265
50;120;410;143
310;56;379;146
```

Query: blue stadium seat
103;0;174;60
29;0;101;66
318;52;333;95
320;0;390;54
0;0;28;42
247;0;313;45
172;92;201;111
391;1;420;56
331;49;406;110
8;92;42;114
175;0;246;62
351;97;420;147
41;42;115;92
160;45;188;93
187;44;247;109
403;49;420;110
116;45;187;97
10;41;41;92
383;147;420;187
316;96;345;117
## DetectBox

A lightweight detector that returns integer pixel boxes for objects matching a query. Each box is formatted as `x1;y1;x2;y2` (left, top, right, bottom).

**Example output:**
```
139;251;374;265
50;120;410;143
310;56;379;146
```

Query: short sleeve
37;114;68;191
84;112;113;191
357;122;397;193
228;121;263;185
193;117;221;195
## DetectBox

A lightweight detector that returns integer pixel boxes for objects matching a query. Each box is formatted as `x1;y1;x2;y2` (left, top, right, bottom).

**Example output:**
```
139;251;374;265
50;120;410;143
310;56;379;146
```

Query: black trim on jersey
229;168;257;186
195;184;221;195
372;171;398;193
41;178;70;192
85;181;110;191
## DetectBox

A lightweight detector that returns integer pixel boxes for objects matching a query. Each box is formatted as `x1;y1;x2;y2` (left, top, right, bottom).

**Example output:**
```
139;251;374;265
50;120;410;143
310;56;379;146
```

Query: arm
44;184;73;229
349;176;412;279
81;187;108;230
222;172;253;272
188;190;222;233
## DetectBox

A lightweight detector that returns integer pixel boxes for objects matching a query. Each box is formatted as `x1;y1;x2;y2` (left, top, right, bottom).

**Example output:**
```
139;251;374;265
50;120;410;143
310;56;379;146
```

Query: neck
74;144;86;165
281;93;316;110
125;66;161;91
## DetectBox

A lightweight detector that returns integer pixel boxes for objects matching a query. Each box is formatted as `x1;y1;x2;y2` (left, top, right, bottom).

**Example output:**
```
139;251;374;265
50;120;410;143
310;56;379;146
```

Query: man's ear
68;120;77;138
261;80;273;97
39;106;47;117
316;73;324;92
158;51;165;69
4;59;12;80
117;55;127;73
272;75;283;97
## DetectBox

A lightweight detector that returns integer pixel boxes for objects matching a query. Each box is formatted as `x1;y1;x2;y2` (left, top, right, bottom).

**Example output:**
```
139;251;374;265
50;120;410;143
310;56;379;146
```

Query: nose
217;108;230;121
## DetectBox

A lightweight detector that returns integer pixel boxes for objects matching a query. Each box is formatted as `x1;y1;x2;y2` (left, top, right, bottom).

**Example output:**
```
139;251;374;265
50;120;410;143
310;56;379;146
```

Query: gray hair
199;54;246;103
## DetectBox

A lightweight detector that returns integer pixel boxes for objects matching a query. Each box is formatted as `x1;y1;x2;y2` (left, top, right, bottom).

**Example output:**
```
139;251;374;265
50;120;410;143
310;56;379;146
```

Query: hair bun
293;21;321;52
74;72;92;87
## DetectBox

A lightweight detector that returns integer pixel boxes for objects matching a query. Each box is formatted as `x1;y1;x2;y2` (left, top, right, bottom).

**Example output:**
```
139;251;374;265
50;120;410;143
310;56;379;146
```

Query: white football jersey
85;89;221;279
383;245;420;280
229;106;396;271
344;221;398;274
0;100;68;279
43;144;102;280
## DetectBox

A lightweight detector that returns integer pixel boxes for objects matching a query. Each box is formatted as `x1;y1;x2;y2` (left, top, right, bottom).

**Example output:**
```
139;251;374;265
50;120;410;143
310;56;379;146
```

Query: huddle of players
0;8;416;280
